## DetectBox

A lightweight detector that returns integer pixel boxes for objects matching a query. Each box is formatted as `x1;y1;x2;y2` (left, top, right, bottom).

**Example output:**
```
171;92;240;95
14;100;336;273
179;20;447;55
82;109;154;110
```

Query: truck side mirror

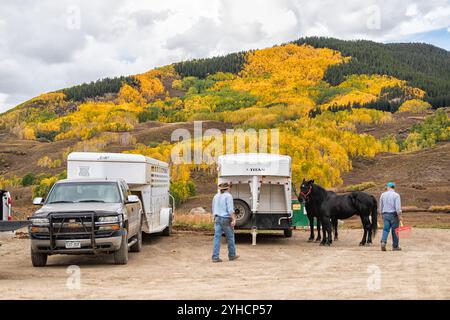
33;197;44;205
126;195;140;204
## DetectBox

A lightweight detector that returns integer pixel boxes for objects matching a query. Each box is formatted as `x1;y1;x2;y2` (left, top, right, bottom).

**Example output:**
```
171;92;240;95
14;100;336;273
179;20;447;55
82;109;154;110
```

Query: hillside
0;37;449;212
295;37;450;107
176;110;450;215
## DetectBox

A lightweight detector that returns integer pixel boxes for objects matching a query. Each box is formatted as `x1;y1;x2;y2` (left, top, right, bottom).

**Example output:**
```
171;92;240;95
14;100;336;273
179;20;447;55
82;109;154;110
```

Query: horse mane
313;183;331;194
311;183;329;203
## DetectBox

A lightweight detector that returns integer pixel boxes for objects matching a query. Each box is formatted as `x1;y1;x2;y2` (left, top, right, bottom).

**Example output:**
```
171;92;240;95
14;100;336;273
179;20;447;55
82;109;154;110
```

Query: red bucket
395;225;412;238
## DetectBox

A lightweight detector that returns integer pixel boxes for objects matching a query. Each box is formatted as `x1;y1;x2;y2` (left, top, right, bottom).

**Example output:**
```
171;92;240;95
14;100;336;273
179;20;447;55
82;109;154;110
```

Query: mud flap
160;207;172;229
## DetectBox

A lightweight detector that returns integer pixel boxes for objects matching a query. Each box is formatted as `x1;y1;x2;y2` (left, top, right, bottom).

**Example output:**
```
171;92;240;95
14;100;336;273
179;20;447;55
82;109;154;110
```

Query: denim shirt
212;191;234;218
380;189;402;214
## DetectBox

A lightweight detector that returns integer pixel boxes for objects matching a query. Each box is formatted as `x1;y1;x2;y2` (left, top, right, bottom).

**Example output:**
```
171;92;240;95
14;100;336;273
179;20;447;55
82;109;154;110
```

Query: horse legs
319;216;327;246
359;215;370;246
320;215;332;246
332;217;338;241
315;217;321;242
307;214;315;241
366;215;373;245
326;216;333;245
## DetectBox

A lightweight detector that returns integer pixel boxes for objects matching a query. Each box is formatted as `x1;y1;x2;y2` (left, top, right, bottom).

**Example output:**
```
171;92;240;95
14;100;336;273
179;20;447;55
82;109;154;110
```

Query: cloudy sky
0;0;449;112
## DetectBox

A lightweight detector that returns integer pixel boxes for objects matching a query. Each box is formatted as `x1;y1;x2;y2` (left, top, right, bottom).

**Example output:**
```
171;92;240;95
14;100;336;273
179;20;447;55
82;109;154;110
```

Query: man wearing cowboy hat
211;182;239;262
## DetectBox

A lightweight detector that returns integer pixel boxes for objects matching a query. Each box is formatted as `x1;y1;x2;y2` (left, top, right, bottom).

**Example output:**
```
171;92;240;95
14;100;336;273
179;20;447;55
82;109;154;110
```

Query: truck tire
113;229;128;265
284;228;293;238
130;219;143;253
31;248;47;267
234;199;251;228
162;213;173;236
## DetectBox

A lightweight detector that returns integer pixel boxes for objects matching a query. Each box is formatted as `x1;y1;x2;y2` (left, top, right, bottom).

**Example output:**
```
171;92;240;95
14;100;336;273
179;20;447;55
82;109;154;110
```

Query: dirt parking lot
0;228;449;300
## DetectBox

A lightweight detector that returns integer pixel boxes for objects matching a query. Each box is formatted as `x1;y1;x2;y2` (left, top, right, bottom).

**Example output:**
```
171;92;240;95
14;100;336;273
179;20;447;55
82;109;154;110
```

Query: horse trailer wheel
284;229;293;238
233;199;251;228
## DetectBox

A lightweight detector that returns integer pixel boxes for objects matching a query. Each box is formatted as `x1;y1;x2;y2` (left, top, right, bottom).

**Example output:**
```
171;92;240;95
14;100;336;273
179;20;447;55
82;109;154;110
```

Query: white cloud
0;93;9;111
0;0;449;112
406;4;419;17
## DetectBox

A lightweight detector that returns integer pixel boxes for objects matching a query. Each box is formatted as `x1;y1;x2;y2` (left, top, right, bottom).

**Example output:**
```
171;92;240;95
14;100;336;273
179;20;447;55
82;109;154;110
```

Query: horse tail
371;195;378;237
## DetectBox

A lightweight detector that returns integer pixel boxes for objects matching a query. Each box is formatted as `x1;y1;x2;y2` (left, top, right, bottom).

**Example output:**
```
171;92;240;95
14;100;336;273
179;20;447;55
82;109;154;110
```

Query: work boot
393;247;402;251
381;242;387;251
212;258;223;263
229;255;240;261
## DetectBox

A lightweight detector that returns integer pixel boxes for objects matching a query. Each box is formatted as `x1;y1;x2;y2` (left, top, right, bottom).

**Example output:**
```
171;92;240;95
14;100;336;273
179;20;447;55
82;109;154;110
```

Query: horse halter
300;185;313;203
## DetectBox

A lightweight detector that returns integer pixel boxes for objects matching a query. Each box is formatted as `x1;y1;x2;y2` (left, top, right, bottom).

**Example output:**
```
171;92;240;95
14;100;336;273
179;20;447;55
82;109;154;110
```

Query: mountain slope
18;37;447;108
0;38;449;205
295;37;450;107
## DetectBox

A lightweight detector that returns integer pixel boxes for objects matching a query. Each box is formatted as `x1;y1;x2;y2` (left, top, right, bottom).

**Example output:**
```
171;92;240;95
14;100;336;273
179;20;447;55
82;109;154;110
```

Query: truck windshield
46;182;121;204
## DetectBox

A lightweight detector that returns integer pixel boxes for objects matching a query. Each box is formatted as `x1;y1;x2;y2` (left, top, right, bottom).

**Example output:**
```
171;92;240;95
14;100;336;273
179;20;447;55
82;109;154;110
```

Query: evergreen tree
294;37;450;108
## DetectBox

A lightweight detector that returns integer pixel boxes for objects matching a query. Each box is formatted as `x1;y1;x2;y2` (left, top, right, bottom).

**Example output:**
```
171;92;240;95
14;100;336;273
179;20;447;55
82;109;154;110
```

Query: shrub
37;156;62;169
402;109;450;151
381;134;400;153
398;99;432;113
138;107;162;122
32;177;58;198
186;181;196;197
428;205;450;213
0;176;21;189
35;129;59;142
32;172;66;198
170;180;196;206
344;181;376;192
21;173;36;186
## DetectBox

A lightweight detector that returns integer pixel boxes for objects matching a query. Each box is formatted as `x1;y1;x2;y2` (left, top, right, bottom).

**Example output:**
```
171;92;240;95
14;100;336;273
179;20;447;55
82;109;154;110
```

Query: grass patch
408;223;450;229
344;181;376;192
428;205;450;213
174;213;214;230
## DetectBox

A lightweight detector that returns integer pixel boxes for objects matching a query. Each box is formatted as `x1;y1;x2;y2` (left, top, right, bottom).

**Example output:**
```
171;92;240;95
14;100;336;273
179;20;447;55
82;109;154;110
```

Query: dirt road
0;228;449;300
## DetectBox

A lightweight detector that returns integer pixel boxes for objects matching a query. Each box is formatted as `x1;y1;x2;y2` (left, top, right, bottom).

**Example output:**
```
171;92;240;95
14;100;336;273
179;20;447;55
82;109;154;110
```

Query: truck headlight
31;218;49;226
98;216;119;223
30;226;49;233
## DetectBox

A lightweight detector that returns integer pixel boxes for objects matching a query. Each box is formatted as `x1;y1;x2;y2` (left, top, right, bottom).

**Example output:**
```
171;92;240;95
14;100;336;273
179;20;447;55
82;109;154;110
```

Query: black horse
299;179;378;246
293;183;321;242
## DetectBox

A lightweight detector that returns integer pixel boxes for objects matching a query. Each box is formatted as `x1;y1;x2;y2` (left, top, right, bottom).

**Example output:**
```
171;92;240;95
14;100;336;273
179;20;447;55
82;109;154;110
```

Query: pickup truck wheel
130;221;142;253
162;214;173;236
113;229;128;265
31;248;47;267
284;228;293;238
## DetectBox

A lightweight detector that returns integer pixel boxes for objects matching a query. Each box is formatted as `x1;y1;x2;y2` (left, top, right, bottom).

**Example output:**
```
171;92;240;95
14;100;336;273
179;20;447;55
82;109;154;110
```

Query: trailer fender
160;207;173;228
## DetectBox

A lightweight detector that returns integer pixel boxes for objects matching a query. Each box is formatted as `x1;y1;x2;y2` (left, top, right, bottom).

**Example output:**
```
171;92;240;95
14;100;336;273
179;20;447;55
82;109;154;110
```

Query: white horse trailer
67;152;174;235
217;153;293;244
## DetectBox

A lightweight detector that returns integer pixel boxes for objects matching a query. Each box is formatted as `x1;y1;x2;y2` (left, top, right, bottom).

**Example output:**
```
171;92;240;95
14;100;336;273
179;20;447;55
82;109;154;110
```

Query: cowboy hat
218;182;231;190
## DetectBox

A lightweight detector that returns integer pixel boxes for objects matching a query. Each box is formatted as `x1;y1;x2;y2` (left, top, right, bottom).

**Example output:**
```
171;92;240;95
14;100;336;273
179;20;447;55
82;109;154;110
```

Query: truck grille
30;211;120;246
50;214;94;234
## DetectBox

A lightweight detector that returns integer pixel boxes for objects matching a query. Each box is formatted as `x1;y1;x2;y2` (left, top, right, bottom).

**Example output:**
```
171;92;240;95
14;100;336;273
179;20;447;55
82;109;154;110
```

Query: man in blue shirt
212;182;239;262
379;182;403;251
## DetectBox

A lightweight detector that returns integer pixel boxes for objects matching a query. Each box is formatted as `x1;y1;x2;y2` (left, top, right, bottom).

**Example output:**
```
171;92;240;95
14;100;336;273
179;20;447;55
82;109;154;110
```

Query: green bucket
292;199;310;227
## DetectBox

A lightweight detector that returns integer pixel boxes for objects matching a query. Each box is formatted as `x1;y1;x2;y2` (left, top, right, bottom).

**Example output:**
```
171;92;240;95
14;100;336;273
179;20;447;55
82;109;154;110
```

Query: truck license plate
65;240;81;249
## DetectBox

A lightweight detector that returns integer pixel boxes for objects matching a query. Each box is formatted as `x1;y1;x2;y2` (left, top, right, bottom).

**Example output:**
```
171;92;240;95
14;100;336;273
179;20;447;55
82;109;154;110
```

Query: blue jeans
381;213;400;248
212;216;236;260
